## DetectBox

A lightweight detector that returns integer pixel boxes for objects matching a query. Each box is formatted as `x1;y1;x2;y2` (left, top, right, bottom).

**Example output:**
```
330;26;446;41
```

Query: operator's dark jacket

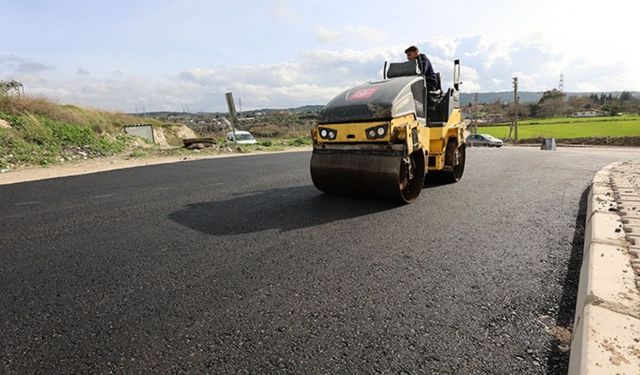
418;53;438;90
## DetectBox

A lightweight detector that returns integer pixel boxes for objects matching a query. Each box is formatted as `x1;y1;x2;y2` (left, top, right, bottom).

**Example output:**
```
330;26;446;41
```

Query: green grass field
478;116;640;139
489;114;640;126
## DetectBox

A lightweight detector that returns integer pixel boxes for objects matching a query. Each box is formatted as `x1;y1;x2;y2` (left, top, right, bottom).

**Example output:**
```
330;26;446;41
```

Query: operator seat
386;60;422;78
385;61;446;123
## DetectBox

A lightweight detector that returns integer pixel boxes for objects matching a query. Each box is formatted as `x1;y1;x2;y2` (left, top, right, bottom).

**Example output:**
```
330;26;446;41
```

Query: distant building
570;110;606;118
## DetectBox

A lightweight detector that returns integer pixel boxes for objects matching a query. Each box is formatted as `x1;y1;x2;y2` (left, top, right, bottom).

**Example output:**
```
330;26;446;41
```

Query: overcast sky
1;0;638;112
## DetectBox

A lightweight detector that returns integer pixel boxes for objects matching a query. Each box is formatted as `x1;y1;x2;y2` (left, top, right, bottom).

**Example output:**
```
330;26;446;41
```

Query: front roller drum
310;148;426;203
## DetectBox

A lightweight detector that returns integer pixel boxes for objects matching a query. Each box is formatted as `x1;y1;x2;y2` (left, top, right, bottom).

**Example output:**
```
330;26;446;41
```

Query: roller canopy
318;76;424;124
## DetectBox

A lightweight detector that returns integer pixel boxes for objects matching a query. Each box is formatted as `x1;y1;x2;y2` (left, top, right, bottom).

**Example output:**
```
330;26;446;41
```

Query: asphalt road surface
2;146;640;374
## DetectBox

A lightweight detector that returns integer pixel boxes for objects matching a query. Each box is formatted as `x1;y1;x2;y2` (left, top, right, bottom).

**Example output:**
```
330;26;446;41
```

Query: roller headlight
318;127;337;140
365;125;388;139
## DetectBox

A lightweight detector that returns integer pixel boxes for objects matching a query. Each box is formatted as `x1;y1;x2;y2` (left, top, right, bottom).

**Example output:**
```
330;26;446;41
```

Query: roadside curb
568;161;640;374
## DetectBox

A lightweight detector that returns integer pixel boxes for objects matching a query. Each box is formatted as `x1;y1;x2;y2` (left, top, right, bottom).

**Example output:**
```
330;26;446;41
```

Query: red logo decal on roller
348;88;378;101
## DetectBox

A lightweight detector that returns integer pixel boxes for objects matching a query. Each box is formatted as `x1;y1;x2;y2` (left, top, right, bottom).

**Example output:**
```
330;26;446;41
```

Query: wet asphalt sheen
2;146;640;374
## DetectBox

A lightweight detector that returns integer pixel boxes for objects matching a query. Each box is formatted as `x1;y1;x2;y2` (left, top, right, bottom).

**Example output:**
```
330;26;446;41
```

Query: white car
466;133;503;147
226;130;257;145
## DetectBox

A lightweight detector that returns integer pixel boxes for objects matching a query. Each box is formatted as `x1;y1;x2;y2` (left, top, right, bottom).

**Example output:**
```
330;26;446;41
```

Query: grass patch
0;128;51;168
0;111;128;169
221;136;311;152
289;135;311;146
478;118;640;139
0;95;150;132
128;150;147;158
486;114;640;127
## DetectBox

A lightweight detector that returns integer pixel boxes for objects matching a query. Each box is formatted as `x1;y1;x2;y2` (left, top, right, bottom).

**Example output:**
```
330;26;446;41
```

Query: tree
537;89;568;117
620;91;633;101
538;89;565;103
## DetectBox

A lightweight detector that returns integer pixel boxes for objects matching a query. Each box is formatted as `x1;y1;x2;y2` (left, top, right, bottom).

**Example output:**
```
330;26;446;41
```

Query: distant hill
261;92;640;112
136;92;640;117
460;92;541;106
137;105;325;118
248;105;324;114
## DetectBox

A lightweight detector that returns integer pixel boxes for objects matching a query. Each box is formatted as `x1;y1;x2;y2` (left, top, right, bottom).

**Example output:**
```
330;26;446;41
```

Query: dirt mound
154;125;197;146
152;127;168;146
173;125;197;139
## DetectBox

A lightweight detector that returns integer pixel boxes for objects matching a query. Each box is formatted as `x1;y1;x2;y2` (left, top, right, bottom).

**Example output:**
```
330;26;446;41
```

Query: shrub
291;136;311;146
128;150;147;158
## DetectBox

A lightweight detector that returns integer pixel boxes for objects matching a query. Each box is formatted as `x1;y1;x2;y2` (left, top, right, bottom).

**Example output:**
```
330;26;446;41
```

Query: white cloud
0;55;54;74
576;83;600;92
513;72;546;92
350;26;385;44
312;25;386;45
269;0;294;20
424;36;459;58
312;26;342;44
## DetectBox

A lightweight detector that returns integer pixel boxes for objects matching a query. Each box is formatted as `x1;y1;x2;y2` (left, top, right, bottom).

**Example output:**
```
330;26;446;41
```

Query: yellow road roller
310;59;467;203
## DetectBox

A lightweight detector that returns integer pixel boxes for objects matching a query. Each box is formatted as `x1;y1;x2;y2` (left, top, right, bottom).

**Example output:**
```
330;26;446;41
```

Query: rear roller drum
443;142;466;183
425;142;466;184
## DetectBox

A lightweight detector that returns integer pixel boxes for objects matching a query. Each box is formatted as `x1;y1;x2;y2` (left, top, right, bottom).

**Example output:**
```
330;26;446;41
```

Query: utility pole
473;93;479;135
225;92;238;144
513;77;519;141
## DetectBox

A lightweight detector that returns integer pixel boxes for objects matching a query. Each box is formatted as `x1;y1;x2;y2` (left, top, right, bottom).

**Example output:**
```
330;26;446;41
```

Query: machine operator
405;45;438;90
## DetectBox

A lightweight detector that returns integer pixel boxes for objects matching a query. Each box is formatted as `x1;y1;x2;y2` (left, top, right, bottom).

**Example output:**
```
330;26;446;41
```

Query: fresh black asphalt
2;146;640;374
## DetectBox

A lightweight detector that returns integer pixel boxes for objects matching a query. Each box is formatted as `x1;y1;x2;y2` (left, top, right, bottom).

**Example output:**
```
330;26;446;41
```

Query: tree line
469;90;639;121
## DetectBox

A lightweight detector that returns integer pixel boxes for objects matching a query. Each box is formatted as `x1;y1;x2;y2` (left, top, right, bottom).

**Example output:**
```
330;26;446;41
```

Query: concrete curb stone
569;161;640;374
